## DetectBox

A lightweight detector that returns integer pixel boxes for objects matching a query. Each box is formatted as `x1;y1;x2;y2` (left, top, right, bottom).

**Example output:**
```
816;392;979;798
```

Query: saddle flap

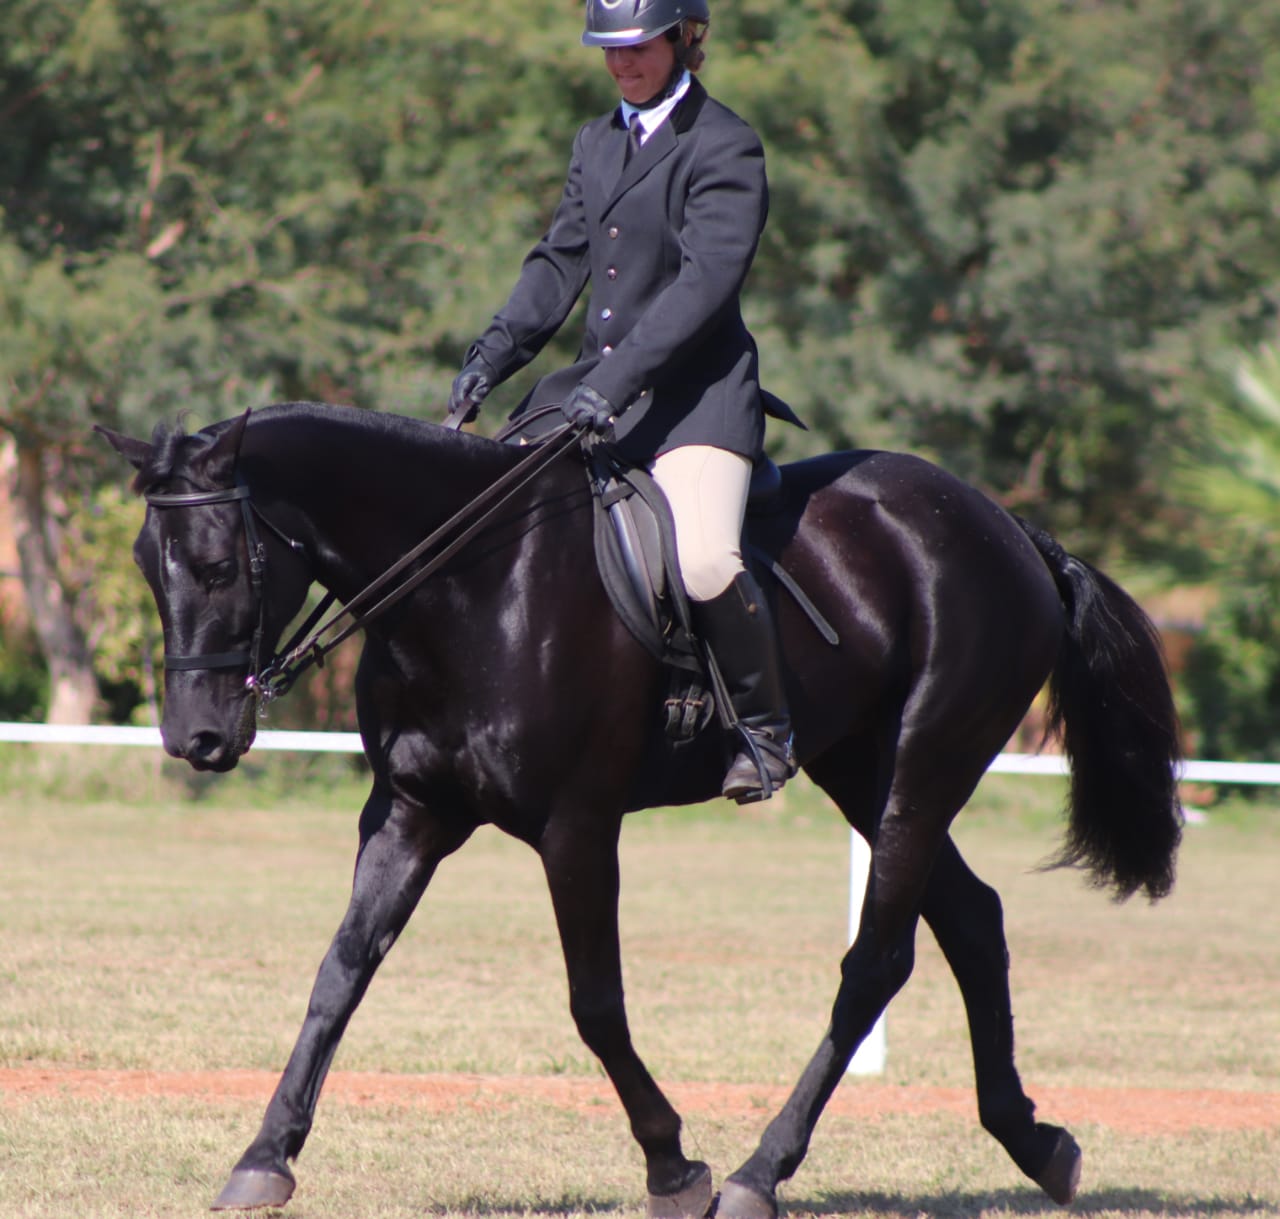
607;495;665;606
588;452;670;662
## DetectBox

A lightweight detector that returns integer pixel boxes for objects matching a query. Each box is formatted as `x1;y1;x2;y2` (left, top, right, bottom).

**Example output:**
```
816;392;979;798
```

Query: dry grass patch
0;1097;1275;1218
1;764;1278;1217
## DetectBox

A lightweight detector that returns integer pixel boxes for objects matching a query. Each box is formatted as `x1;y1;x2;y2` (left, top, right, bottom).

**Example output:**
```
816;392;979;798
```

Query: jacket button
607;267;618;280
601;307;613;321
607;226;619;239
602;345;614;356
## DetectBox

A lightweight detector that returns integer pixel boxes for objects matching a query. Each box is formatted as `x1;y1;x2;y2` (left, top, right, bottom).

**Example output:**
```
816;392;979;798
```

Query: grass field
1;747;1278;1218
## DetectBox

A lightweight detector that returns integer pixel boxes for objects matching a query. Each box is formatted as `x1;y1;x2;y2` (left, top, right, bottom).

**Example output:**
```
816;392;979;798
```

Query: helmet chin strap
631;62;689;109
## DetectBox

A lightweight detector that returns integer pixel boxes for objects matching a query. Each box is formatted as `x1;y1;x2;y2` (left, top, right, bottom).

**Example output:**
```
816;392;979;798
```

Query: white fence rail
3;723;1279;786
0;724;362;752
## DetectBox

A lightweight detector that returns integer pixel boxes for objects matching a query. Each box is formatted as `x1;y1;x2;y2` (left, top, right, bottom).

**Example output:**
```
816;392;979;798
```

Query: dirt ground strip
2;1068;1277;1136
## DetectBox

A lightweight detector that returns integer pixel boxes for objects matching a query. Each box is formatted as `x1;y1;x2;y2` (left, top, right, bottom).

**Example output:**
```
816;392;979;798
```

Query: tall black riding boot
693;571;797;803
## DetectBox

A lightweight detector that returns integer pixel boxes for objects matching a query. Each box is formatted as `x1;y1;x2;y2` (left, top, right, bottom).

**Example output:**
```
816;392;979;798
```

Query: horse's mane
132;402;498;495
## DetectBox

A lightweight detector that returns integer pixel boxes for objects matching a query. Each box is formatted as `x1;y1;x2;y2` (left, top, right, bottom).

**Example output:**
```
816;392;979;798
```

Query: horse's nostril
188;731;226;763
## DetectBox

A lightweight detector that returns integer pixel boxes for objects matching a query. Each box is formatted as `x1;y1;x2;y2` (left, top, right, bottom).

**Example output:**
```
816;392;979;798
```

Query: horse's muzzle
163;698;258;772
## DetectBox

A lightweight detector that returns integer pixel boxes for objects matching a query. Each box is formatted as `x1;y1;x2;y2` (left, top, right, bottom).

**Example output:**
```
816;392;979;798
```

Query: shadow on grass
787;1186;1273;1217
424;1195;630;1217
424;1188;1274;1218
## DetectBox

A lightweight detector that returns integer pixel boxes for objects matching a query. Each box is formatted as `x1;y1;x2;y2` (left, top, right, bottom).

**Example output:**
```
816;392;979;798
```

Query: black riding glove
448;357;495;424
559;383;615;435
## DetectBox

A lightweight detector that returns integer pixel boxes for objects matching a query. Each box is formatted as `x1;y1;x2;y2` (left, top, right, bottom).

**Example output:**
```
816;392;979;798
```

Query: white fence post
846;829;887;1075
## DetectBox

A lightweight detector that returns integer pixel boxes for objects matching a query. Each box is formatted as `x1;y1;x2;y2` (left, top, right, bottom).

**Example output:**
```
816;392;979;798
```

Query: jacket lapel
601;78;709;218
603;121;676;214
600;112;631;200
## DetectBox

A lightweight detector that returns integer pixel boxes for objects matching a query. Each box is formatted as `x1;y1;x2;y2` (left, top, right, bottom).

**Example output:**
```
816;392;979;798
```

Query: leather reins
146;420;582;706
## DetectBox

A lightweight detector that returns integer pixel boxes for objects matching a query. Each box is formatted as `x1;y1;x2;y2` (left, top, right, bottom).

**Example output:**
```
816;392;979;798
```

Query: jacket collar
619;69;692;136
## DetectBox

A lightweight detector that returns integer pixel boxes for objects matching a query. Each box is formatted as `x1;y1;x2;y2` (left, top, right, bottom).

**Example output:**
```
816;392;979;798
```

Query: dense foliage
1179;344;1280;761
2;0;1279;744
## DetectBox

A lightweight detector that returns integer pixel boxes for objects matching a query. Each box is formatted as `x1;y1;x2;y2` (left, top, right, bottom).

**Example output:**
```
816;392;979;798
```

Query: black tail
1019;520;1183;901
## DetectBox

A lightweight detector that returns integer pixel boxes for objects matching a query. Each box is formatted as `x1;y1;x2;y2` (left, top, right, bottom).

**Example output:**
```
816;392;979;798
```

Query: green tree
2;2;229;720
712;0;1280;559
1;0;602;721
6;0;1280;729
1180;341;1280;760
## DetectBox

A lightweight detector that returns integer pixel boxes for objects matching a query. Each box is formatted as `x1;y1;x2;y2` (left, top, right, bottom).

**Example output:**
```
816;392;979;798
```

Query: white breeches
649;445;751;603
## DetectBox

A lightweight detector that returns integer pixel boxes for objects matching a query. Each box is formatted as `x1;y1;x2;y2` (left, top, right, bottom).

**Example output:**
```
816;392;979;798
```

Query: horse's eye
199;558;237;590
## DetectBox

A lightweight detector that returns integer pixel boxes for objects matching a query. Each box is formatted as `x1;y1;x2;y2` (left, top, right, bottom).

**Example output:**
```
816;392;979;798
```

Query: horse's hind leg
717;746;970;1219
921;837;1082;1204
540;810;713;1219
211;787;471;1211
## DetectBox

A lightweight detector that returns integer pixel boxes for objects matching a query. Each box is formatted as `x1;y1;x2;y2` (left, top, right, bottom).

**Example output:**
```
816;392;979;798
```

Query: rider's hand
559;383;615;435
448;357;495;423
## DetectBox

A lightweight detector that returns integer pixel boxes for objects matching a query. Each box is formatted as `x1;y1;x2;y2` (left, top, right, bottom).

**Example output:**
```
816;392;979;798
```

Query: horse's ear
203;409;252;485
95;424;153;472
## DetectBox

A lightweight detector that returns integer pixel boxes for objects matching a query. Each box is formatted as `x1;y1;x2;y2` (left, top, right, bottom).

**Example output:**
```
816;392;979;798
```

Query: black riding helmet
582;0;710;49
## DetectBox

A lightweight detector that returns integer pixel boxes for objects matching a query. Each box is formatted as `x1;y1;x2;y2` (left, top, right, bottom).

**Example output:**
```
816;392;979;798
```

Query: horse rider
447;0;804;802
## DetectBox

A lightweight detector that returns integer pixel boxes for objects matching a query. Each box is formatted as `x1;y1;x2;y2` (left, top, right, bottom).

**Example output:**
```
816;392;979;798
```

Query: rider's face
604;34;677;105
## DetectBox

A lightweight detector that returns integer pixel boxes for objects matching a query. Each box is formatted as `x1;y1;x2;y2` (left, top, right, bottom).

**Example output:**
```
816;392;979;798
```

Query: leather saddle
492;407;838;743
583;441;838;742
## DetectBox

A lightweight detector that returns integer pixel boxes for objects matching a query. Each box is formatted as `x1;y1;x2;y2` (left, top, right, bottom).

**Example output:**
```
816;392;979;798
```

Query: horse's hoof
1035;1129;1083;1205
649;1160;714;1219
714;1178;778;1219
210;1167;296;1211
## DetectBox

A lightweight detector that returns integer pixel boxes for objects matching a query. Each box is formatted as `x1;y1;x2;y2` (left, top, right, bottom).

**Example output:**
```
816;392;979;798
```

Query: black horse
100;402;1181;1217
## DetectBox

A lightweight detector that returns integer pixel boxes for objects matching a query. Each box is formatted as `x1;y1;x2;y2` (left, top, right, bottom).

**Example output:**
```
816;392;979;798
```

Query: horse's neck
244;410;523;598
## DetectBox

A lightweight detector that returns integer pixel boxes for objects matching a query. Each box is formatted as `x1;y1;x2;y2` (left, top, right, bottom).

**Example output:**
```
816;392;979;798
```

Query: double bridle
143;483;303;691
144;420;582;707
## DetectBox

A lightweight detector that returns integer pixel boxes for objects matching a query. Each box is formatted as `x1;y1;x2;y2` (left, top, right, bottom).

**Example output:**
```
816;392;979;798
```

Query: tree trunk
1;435;99;724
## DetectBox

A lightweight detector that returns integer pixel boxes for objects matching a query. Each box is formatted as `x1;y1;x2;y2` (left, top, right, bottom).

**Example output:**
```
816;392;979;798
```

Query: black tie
625;112;644;164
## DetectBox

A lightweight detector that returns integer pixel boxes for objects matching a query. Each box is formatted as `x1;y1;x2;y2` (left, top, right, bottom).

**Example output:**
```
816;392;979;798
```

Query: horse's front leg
540;813;713;1219
212;787;471;1211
